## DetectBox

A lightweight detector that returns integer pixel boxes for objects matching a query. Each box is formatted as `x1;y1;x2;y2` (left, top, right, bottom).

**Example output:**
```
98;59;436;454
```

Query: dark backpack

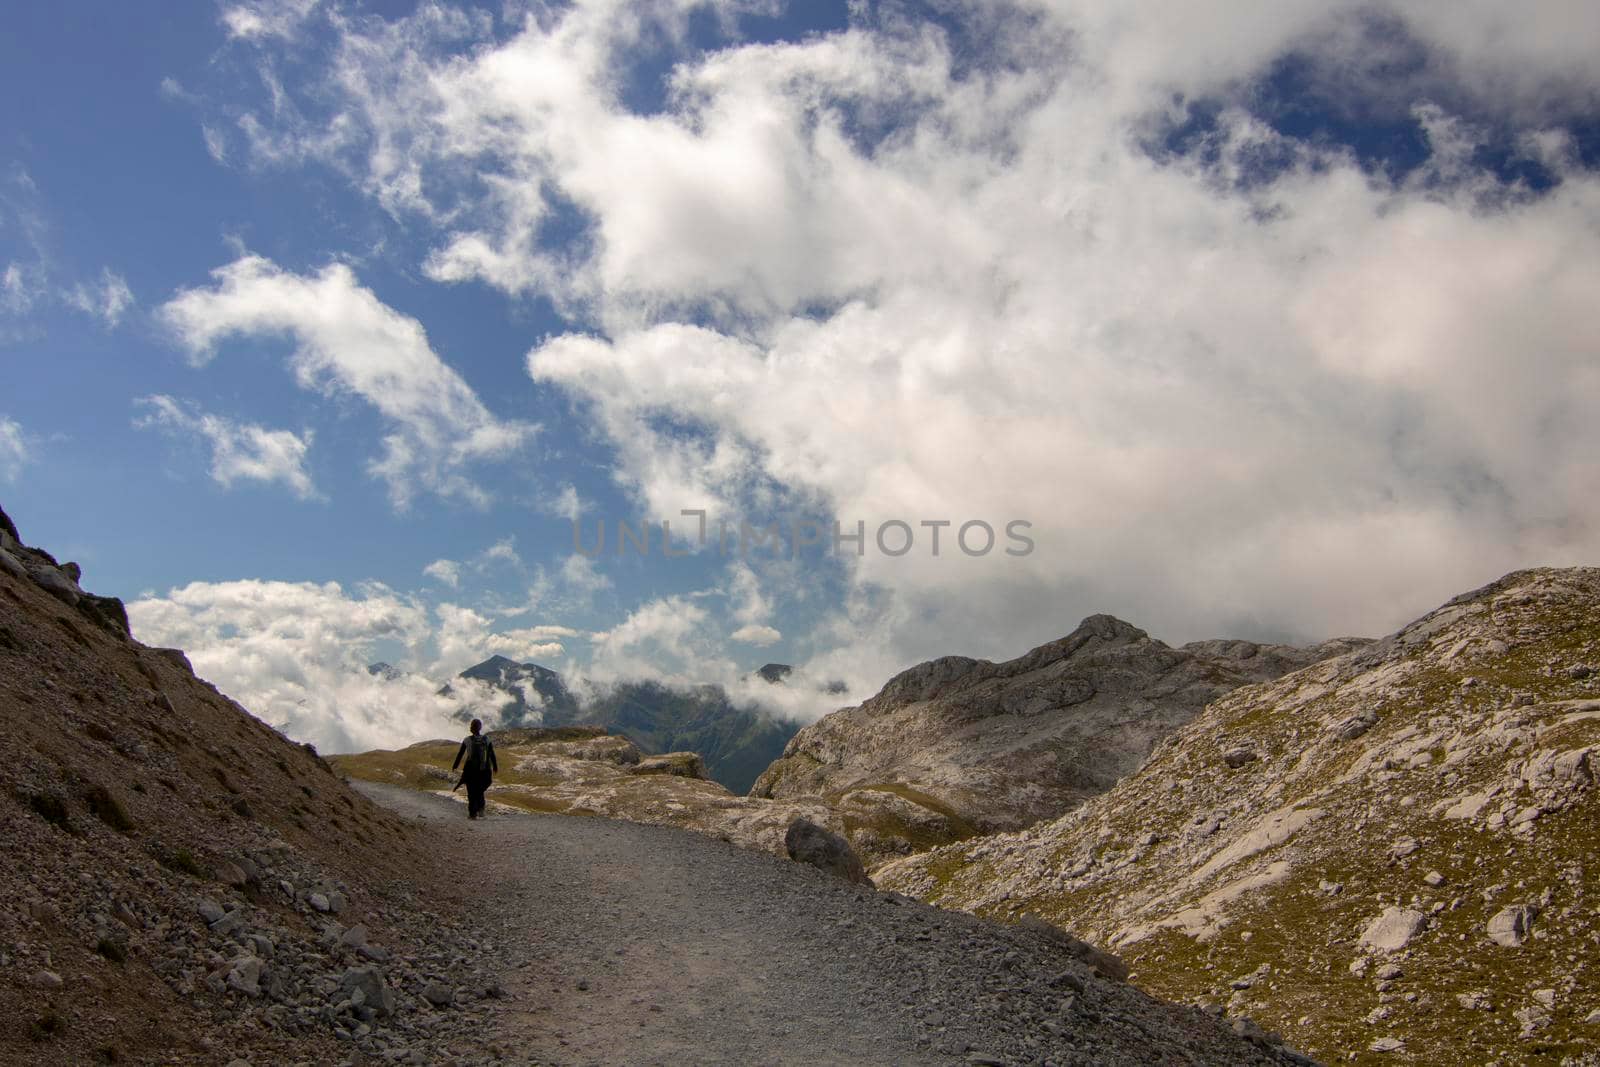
466;734;491;774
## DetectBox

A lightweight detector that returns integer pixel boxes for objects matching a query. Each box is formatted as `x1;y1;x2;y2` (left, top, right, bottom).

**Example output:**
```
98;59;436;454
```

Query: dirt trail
356;782;1311;1067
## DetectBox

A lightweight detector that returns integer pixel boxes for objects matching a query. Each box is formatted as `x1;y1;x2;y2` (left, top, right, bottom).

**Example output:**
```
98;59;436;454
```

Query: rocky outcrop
753;614;1358;866
630;751;708;778
878;567;1600;1066
0;503;130;638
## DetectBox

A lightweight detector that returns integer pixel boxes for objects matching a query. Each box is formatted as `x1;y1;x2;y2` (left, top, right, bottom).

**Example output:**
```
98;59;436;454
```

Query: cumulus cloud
731;623;781;647
128;578;588;751
211;1;1600;696
0;415;27;482
433;601;568;675
65;268;134;327
478;536;522;569
423;558;460;587
159;255;535;509
135;394;318;499
127;578;445;753
545;483;583;522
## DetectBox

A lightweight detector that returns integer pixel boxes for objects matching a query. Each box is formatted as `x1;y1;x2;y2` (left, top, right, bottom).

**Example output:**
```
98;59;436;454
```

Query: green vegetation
82;783;135;833
834;782;982;854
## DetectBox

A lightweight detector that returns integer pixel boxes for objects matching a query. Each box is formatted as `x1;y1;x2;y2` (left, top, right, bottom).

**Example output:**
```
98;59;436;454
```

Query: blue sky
4;0;1599;752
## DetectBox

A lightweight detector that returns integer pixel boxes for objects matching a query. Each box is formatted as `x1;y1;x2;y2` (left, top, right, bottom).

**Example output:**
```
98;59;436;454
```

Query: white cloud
0;415;27;482
216;2;1600;696
723;560;771;627
731;623;781;647
478;536;522;569
128;577;589;751
159;255;535;509
423;558;460;587
584;594;727;685
1;262;43;316
220;0;319;41
66;268;134;327
434;603;578;675
135;394;318;499
560;552;612;596
127;578;451;753
545;483;583;522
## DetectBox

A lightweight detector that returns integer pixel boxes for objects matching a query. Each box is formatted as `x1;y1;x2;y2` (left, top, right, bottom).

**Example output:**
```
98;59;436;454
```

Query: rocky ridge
879;567;1600;1065
754;614;1361;866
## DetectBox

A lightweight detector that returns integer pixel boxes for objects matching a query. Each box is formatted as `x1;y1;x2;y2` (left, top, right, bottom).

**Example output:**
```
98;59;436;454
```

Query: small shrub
84;721;119;747
27;792;77;835
230;796;254;819
95;936;127;963
156;846;208;879
30;1011;65;1042
83;784;135;833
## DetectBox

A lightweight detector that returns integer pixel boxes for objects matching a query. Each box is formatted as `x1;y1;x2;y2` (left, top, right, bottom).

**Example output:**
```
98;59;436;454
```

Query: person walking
451;718;498;820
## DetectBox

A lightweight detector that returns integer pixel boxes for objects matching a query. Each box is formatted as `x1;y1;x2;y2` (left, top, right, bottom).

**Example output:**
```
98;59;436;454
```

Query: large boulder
338;965;396;1016
784;817;872;886
26;562;81;605
1486;905;1538;948
1360;908;1428;952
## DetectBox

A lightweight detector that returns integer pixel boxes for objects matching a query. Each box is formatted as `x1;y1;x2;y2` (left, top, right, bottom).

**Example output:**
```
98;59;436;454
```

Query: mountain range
877;567;1600;1065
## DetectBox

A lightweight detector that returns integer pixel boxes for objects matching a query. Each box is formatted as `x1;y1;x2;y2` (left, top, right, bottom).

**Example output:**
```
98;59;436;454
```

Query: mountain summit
752;614;1363;865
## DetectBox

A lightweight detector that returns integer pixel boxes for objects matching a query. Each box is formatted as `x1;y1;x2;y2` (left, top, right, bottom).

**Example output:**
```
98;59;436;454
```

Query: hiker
451;719;498;820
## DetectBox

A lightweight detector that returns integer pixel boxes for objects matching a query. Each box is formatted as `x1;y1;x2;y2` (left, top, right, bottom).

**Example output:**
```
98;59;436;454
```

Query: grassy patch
332;743;458;791
493;791;579;815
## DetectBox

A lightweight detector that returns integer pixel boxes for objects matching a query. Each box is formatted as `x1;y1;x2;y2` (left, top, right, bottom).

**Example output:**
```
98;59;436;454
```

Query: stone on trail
783;817;873;886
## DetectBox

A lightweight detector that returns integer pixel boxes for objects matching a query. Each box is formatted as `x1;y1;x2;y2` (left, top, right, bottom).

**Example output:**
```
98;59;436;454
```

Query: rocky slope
879;567;1600;1066
754;614;1360;866
443;655;801;793
332;726;847;867
0;505;512;1065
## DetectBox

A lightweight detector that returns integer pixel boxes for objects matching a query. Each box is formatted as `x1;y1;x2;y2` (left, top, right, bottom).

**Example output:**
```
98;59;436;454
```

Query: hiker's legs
467;781;486;817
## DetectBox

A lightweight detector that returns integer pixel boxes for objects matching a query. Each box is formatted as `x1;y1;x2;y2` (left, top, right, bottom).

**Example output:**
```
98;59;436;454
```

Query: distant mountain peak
757;663;793;684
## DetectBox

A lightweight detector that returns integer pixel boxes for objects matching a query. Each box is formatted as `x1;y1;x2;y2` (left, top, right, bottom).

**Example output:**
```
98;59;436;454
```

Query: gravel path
355;782;1313;1067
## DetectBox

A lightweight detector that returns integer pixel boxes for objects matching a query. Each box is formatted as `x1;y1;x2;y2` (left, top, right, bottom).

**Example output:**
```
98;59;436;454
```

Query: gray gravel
355;782;1314;1066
